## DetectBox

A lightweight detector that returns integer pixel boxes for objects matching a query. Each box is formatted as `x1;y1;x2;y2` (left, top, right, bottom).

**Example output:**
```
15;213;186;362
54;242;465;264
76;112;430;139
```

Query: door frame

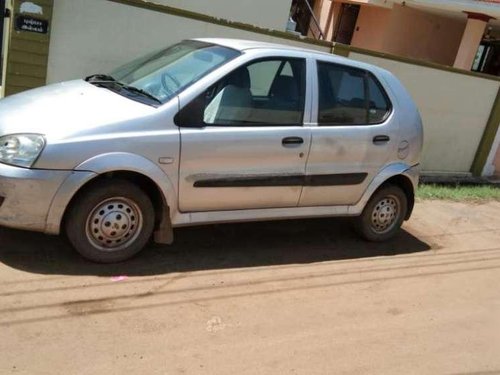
176;49;315;125
333;3;360;45
298;55;399;207
472;40;500;76
175;52;316;213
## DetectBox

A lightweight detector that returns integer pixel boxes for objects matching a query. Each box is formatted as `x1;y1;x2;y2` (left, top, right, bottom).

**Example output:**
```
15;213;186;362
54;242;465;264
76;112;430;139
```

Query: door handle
282;137;304;146
373;135;390;144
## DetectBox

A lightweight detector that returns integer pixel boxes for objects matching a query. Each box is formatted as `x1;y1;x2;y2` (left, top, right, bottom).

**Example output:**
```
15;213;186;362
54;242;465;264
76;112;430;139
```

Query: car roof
193;38;327;54
191;38;389;76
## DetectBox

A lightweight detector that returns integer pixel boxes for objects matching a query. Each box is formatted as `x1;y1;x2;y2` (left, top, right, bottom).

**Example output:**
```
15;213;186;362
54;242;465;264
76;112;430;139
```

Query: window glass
109;40;240;104
176;58;306;127
248;60;281;96
317;62;390;125
318;62;366;125
337;72;365;106
472;45;485;71
367;75;390;123
281;62;294;77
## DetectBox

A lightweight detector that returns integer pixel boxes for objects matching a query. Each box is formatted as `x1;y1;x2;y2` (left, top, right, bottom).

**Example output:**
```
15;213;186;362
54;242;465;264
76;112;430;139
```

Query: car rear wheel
355;184;407;242
65;180;155;263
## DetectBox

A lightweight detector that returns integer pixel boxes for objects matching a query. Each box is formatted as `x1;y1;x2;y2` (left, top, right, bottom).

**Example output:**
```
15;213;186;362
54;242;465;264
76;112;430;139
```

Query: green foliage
417;184;500;201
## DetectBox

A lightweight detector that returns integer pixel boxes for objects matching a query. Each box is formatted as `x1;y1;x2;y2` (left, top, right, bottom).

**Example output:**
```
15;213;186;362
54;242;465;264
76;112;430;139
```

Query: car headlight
0;134;45;168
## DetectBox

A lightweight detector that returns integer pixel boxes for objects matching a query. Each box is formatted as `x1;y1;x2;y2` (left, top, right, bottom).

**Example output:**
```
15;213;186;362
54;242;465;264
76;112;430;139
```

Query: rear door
177;56;312;212
299;60;397;207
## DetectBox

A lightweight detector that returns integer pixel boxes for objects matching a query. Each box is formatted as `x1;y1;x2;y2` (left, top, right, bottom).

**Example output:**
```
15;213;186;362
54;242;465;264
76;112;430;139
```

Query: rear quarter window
367;74;391;123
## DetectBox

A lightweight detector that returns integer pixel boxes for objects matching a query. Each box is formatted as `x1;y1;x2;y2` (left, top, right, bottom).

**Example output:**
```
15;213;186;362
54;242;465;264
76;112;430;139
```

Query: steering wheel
161;71;181;96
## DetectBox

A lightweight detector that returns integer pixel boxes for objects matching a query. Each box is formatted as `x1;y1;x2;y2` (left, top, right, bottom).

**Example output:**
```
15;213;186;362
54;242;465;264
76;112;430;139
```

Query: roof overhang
347;0;500;18
391;0;500;19
343;0;394;9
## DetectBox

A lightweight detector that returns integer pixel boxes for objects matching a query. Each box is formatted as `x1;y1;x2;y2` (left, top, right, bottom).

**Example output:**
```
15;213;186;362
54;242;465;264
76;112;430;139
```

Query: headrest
225;67;251;89
270;76;299;101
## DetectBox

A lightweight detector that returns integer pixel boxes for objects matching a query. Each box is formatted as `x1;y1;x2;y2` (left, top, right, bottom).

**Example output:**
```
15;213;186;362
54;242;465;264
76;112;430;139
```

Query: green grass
417;184;500;201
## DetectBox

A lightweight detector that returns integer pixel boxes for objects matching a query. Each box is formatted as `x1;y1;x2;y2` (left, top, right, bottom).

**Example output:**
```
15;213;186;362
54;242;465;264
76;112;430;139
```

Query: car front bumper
0;163;89;233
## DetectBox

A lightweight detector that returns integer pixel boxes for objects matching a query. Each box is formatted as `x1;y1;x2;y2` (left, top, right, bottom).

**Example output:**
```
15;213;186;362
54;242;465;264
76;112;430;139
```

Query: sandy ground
0;200;499;375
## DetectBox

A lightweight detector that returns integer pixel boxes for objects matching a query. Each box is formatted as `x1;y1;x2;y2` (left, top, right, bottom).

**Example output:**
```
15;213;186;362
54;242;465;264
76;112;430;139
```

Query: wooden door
334;4;360;45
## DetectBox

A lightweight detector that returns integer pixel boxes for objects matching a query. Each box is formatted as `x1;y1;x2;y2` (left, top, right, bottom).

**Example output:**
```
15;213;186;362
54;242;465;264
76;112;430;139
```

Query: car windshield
104;40;240;105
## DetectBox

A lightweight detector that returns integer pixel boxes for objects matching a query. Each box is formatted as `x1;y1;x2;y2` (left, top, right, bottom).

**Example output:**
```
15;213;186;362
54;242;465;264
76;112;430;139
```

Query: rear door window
367;75;391;123
317;61;391;125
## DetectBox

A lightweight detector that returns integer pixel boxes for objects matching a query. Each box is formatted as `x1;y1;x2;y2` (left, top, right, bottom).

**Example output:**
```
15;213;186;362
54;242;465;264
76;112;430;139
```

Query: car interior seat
204;67;253;124
269;76;300;110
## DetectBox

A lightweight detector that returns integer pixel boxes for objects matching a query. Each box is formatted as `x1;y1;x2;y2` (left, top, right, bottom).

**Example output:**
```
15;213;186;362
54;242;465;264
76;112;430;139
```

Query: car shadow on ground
0;218;431;277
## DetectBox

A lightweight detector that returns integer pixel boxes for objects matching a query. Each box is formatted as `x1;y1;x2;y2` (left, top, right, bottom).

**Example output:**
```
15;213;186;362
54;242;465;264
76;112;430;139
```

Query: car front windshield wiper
120;84;162;105
85;74;162;106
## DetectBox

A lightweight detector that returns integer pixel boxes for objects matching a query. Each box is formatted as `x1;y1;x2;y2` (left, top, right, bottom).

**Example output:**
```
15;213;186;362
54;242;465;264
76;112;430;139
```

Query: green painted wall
471;87;500;176
4;0;53;96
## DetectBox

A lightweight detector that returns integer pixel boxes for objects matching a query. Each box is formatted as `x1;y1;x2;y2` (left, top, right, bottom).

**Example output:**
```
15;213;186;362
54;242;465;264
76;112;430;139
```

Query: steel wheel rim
370;194;400;234
85;197;143;252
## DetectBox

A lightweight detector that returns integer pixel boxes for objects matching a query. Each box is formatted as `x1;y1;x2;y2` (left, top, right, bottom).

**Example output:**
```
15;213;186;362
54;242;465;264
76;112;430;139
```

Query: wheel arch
379;174;415;220
352;163;419;220
46;153;176;243
62;170;167;230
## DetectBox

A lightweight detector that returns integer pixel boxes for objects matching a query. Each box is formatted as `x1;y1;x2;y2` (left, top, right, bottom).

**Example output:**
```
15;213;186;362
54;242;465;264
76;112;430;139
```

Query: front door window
175;58;306;127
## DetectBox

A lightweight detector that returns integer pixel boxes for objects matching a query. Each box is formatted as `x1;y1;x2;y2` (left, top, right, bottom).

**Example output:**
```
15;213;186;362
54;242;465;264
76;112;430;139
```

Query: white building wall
45;0;500;176
155;0;292;31
46;0;326;83
350;51;500;174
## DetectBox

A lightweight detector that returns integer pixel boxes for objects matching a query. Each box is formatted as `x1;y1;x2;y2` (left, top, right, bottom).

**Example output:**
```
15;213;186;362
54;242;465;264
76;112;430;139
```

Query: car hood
0;80;157;141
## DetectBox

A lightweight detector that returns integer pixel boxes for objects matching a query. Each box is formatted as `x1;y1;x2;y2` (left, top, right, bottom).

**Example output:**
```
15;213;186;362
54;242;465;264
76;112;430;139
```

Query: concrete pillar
453;13;491;70
318;0;335;41
309;0;335;40
493;145;500;178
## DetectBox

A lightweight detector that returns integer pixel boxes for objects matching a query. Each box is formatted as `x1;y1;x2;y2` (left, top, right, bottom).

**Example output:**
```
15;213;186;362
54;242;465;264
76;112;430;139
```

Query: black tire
65;180;155;263
354;184;407;242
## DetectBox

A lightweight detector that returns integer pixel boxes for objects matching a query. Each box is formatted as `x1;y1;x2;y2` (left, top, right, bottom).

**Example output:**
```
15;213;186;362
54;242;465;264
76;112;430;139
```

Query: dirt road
1;200;499;374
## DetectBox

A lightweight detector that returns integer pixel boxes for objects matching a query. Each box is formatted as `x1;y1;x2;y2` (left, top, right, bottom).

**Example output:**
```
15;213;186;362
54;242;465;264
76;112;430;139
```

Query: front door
177;57;311;212
299;60;396;207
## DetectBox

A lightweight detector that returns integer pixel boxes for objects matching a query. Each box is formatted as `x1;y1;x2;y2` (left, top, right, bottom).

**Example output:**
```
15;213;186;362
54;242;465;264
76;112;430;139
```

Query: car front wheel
65;180;155;263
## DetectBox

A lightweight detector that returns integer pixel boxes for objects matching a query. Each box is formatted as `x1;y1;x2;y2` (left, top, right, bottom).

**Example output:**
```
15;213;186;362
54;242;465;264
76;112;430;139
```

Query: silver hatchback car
0;39;422;263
